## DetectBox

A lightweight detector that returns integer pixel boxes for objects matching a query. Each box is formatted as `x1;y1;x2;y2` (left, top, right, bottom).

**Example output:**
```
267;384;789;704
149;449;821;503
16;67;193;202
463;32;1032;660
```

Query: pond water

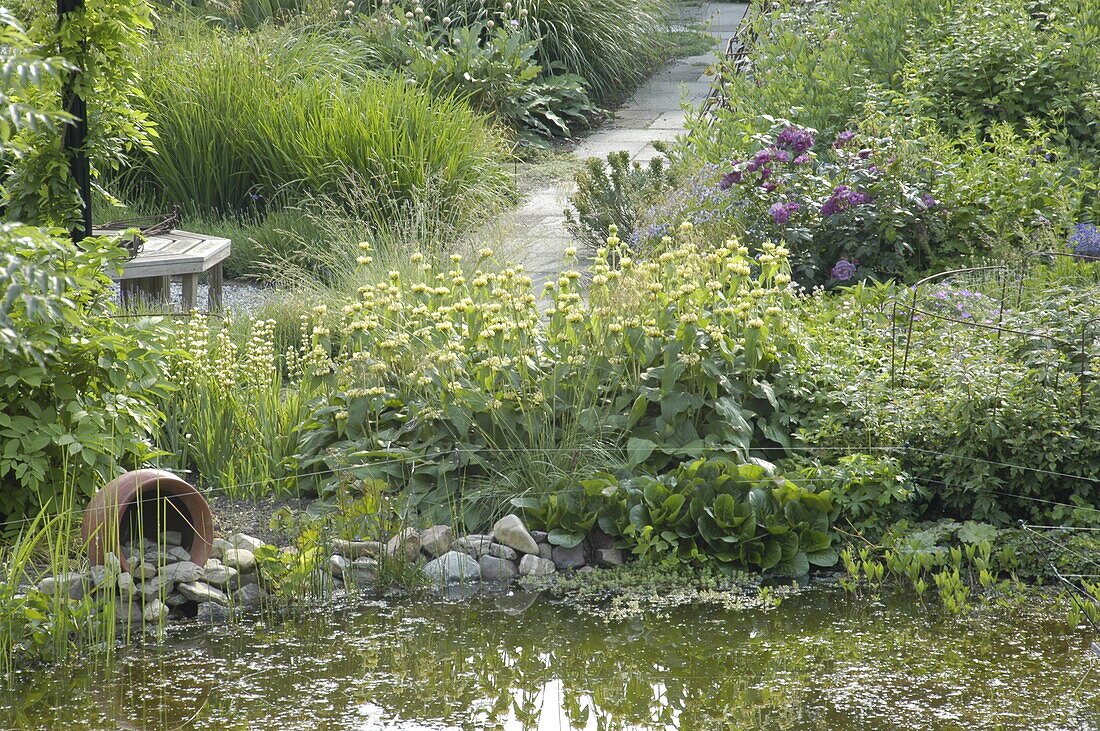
3;587;1099;730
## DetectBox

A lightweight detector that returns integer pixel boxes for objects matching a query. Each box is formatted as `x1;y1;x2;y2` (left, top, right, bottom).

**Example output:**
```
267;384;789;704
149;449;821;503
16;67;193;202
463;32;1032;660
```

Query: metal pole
57;0;91;242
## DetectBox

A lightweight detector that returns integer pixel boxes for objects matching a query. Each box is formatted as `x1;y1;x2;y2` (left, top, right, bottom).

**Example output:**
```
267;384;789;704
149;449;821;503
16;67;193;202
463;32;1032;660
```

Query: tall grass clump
385;0;675;103
155;314;323;498
121;22;512;229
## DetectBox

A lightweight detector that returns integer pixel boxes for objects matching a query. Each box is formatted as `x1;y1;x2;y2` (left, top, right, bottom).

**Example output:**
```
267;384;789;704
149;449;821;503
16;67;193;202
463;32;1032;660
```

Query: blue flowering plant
1069;223;1100;260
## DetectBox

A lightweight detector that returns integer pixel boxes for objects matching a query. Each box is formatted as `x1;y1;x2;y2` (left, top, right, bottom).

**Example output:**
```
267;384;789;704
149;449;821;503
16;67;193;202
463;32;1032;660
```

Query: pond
3;587;1099;730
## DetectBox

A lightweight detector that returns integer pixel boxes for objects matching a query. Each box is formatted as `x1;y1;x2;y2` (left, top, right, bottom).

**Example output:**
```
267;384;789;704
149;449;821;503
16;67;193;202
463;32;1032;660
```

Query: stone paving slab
501;1;749;291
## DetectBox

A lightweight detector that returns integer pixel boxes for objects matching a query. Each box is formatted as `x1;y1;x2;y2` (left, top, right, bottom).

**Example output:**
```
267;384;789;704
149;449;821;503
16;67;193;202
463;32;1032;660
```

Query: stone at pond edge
387;528;422;562
227;533;266;552
37;572;86;600
596;548;624;567
588;529;615;552
162;530;183;547
178;581;229;606
117;602;144;623
201;559;239;589
328;554;349;578
479;555;519;581
454;535;493;558
331;539;384;559
117;572;136;597
423;551;481;584
488;543;517;561
138;575;173;599
344;558;378;586
419;525;454;557
234;583;266;606
165;591;189;607
133;563;157;580
531;530;549;543
492;514;539;556
211;537;232;560
143;599;168;623
159;561;202;584
552;545;586;570
223;548;257;573
518;554;556;576
537;543;553;561
197;601;231;622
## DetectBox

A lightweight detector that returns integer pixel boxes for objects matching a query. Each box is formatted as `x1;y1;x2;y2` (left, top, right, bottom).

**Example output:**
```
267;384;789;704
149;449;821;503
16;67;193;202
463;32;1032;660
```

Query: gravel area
110;277;274;316
206;494;312;546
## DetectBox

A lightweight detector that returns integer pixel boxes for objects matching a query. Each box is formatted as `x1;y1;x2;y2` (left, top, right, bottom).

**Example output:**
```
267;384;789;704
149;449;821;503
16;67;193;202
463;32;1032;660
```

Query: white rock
133;562;157;580
162;530;183;546
327;554;349;578
518;554;556;576
596;548;624;567
227;533;266;552
138;575;173;600
492;514;539;555
223;548;256;573
37;572;86;600
178;581;229;606
423;551;480;584
211;537;232;559
344;558;377;586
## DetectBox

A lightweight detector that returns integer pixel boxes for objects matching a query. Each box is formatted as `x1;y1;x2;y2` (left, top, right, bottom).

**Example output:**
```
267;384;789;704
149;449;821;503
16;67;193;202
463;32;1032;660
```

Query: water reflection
3;588;1100;730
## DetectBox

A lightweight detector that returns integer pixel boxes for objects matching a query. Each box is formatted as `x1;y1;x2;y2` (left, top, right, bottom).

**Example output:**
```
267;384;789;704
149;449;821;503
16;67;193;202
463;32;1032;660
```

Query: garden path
500;1;749;291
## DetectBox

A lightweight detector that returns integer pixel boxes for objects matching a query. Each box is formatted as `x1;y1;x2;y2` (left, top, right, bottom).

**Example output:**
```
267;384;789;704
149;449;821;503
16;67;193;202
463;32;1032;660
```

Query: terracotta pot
83;469;213;572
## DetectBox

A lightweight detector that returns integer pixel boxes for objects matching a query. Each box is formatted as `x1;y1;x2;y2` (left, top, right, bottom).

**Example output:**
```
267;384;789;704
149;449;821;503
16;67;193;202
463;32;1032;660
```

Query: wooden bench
102;229;231;312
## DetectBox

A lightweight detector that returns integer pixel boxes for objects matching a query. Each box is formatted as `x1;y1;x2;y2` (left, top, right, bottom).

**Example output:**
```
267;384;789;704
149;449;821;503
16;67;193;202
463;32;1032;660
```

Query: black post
57;0;91;242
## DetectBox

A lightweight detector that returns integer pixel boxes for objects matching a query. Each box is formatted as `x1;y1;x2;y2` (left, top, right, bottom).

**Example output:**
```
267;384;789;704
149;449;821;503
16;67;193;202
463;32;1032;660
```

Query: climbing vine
1;0;154;228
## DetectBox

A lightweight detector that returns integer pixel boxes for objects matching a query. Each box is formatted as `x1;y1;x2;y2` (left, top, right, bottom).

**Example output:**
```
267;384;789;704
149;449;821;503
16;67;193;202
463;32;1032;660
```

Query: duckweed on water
3;588;1100;729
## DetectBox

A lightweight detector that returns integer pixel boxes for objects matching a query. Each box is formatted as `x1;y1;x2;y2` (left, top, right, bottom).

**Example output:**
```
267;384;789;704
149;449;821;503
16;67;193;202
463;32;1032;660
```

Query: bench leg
121;276;169;309
208;264;224;312
181;273;198;312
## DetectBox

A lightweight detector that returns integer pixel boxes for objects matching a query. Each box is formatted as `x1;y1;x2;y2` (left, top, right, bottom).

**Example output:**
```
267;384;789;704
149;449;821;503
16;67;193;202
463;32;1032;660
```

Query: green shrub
565;151;675;255
783;273;1100;526
0;225;169;527
356;5;597;145
515;458;840;576
121;23;512;227
902;0;1100;155
394;0;674;103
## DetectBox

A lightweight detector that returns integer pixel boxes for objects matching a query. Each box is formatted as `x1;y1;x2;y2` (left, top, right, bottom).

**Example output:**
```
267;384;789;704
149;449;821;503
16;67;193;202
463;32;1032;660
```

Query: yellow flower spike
679;221;693;232
478;247;494;258
358;241;372;250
